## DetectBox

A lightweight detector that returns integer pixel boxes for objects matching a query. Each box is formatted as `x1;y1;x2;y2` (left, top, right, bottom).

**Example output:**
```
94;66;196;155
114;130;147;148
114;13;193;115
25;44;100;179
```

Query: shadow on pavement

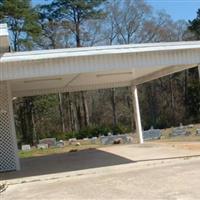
1;148;134;180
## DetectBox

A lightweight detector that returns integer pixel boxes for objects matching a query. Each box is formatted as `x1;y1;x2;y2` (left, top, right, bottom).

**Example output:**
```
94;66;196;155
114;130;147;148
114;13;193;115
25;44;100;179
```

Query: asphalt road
2;143;200;200
2;157;200;200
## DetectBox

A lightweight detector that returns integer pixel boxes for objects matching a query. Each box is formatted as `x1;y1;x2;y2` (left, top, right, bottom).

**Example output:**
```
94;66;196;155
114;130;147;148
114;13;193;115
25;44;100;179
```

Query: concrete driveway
2;142;200;199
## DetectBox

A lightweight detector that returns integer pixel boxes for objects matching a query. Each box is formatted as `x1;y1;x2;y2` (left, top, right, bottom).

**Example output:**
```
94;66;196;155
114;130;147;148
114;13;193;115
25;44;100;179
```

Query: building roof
0;24;9;53
0;24;200;97
1;41;200;63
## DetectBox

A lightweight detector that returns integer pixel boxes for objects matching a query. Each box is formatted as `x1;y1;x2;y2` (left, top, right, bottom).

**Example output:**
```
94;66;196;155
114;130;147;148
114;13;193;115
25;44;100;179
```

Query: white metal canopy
1;40;200;97
1;23;200;172
0;24;9;53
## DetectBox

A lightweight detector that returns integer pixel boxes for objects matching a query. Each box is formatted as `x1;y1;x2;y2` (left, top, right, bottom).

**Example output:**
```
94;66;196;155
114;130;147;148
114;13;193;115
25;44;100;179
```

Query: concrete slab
99;143;200;161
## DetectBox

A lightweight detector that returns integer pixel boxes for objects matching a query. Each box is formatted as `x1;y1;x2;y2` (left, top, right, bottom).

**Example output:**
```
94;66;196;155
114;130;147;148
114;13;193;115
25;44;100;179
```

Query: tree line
0;0;200;145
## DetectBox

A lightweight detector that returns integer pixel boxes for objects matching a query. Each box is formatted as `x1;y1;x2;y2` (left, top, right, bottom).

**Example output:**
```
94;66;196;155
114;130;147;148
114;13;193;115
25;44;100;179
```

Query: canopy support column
131;85;144;144
0;81;20;172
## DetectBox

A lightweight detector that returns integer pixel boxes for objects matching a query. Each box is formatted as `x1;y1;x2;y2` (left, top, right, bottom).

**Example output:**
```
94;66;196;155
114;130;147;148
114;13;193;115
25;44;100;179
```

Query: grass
19;124;200;158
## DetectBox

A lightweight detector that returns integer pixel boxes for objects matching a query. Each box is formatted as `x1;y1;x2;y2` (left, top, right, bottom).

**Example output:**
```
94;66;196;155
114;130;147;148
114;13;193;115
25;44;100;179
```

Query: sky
146;0;199;21
32;0;200;21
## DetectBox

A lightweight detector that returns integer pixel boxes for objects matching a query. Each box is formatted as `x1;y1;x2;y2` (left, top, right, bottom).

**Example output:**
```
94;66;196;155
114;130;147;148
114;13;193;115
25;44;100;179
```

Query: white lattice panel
0;81;18;172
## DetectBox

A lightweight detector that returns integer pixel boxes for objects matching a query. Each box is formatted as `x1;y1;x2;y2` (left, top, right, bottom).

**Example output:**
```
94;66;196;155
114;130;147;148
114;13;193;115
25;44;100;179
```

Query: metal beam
131;85;144;144
132;64;198;85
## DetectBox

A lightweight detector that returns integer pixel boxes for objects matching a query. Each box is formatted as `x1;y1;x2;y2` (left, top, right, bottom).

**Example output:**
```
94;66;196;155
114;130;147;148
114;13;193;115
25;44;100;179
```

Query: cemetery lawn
19;143;103;158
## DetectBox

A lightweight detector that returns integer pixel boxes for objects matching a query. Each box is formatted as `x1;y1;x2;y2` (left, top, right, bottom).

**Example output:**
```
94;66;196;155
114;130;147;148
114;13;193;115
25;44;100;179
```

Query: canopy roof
0;24;9;53
1;24;200;97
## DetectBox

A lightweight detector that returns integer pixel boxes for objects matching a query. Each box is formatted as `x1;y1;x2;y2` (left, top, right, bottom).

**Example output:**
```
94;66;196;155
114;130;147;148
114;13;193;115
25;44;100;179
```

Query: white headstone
37;143;48;149
91;137;97;144
39;138;56;147
69;138;77;145
56;140;65;148
196;129;200;135
21;144;31;151
187;124;194;128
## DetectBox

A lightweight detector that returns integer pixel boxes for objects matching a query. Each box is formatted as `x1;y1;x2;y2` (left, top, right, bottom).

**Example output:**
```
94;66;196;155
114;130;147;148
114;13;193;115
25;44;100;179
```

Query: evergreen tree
188;9;200;40
53;0;106;47
0;0;42;144
0;0;41;51
187;9;200;122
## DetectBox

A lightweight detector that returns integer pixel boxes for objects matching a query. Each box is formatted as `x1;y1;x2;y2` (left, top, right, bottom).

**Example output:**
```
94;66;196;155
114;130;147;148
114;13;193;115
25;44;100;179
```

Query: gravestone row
99;134;133;145
143;128;161;141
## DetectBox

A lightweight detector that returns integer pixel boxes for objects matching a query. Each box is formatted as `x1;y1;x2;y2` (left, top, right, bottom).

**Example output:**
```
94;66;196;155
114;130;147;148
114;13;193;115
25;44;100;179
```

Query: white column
131;85;144;144
8;82;20;170
0;81;20;172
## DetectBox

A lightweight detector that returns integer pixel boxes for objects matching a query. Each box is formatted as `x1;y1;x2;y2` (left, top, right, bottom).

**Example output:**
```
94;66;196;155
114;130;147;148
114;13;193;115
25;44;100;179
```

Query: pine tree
53;0;106;47
188;9;200;40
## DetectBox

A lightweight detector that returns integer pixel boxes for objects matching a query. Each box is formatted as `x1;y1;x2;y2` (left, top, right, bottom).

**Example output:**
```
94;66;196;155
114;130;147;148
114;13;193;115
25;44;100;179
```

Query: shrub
76;126;98;139
93;125;111;136
111;124;130;135
64;124;130;140
65;131;78;140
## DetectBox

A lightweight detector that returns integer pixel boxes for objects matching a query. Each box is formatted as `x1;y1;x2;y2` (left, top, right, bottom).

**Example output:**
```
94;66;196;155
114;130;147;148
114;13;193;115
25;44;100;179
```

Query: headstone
100;134;133;145
83;138;89;141
56;140;65;148
37;143;48;149
39;138;56;147
91;137;97;144
143;129;161;140
172;126;186;136
75;142;81;146
187;124;194;129
126;136;133;144
69;138;77;145
21;144;31;151
196;129;200;135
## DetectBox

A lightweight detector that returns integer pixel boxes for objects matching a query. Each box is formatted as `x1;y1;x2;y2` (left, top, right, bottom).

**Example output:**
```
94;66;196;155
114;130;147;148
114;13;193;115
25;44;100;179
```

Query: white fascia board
2;41;200;63
1;47;200;82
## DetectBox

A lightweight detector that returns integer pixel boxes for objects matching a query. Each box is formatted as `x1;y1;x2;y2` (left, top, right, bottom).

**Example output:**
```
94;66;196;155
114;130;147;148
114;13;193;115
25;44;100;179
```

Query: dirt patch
154;141;200;152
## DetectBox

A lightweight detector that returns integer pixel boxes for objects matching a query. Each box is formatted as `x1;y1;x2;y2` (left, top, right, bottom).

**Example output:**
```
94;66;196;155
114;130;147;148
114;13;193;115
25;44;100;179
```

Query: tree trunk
81;91;90;127
58;93;66;132
31;109;38;145
69;94;79;131
75;22;81;47
184;70;188;105
76;98;82;130
111;88;117;126
169;75;175;123
198;66;200;80
127;87;135;132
